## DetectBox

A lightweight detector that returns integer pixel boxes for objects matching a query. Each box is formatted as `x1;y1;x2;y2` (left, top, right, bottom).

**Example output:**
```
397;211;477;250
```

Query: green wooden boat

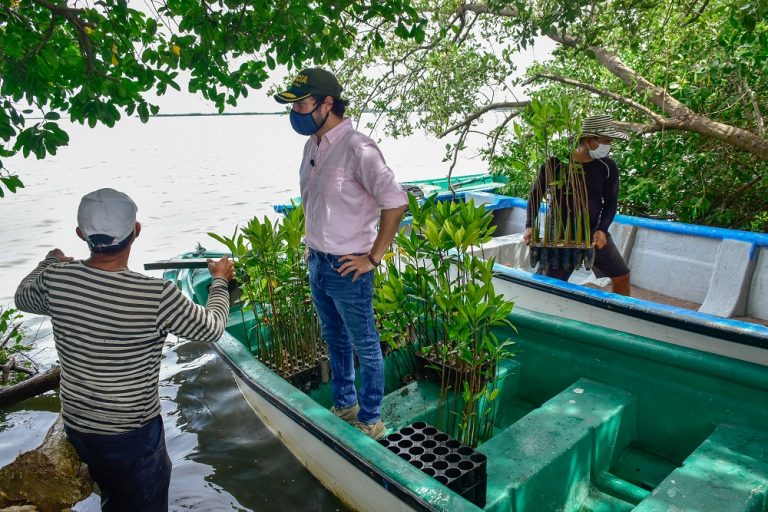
155;253;768;512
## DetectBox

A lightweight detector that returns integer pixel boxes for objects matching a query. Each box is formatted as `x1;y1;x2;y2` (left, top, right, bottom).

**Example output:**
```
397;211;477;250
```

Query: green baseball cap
274;68;343;104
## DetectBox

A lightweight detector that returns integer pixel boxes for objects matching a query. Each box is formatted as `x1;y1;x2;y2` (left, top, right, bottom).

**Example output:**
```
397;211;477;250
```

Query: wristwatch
367;253;381;267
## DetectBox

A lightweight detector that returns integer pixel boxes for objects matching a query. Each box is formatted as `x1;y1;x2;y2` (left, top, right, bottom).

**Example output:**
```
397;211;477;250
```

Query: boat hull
230;371;417;512
210;331;481;512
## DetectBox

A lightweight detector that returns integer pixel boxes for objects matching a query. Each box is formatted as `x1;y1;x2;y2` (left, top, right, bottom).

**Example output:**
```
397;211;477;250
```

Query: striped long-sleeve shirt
15;257;230;434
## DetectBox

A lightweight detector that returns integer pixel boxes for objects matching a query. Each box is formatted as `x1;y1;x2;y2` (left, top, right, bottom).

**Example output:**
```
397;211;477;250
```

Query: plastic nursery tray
379;422;487;507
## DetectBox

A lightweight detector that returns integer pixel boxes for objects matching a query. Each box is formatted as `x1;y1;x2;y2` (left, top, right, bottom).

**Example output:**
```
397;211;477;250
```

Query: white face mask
588;143;611;159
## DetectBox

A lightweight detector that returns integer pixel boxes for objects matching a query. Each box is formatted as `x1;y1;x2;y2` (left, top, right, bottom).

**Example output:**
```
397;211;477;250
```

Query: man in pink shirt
275;68;407;439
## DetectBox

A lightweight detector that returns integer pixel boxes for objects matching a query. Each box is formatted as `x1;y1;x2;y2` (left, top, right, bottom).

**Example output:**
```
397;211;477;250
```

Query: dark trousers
64;415;172;512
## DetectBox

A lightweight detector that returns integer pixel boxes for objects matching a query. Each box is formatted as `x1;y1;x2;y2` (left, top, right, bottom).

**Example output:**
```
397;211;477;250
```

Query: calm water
0;115;477;511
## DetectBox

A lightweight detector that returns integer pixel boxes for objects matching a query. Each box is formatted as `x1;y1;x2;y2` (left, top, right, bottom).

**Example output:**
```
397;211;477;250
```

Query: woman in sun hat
523;114;632;296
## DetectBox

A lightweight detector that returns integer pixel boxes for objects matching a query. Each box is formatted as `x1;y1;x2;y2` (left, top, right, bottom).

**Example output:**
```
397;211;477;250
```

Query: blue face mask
289;102;329;136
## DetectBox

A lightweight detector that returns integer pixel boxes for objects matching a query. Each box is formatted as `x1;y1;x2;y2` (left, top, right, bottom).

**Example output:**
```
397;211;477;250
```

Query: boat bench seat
633;424;768;512
477;378;636;512
381;359;520;433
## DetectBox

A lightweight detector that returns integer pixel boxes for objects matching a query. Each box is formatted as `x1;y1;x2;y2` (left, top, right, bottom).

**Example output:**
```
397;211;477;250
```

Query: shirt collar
320;117;353;145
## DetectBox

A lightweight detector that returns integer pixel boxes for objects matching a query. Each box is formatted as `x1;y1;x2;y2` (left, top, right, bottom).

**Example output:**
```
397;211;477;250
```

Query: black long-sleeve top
525;157;620;234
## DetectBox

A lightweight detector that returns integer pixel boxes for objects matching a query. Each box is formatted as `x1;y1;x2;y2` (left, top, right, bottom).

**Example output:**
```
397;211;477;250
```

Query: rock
0;416;92;512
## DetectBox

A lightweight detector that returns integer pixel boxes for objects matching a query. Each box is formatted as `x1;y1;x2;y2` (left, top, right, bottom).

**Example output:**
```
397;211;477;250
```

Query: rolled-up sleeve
355;142;407;209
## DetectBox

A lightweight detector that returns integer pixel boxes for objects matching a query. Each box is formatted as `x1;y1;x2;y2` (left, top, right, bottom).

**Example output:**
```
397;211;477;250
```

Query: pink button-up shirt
299;118;407;255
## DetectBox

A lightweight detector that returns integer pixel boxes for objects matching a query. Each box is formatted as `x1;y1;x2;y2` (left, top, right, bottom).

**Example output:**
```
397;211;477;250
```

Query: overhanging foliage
340;0;767;231
0;0;425;194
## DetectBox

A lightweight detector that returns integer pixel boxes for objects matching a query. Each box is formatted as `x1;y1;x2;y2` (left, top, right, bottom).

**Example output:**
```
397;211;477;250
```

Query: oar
144;258;215;270
144;258;242;298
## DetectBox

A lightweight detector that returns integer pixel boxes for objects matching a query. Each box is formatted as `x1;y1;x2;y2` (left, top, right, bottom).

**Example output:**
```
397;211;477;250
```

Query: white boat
456;190;768;364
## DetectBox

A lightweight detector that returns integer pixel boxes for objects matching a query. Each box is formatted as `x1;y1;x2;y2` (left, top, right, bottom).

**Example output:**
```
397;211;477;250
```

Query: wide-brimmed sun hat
580;114;629;141
273;68;343;104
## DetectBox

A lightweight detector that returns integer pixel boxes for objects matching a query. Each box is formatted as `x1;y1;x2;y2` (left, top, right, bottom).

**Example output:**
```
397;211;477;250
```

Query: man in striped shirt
15;188;234;511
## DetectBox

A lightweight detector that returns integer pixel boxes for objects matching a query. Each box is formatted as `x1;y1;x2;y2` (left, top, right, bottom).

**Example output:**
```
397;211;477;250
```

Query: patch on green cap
274;68;343;104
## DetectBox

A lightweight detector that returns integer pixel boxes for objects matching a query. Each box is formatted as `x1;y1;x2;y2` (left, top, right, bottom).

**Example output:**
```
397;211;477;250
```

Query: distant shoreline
27;109;389;120
153;111;284;117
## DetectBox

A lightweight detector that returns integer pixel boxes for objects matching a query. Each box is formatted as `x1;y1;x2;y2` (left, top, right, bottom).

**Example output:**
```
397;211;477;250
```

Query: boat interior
178;264;768;512
454;191;768;326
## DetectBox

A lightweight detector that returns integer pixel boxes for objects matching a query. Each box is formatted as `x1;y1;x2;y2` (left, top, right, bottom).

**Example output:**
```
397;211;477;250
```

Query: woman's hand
592;230;608;250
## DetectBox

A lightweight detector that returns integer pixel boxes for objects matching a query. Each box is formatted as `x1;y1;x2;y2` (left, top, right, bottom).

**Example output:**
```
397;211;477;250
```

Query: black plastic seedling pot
379;422;487;508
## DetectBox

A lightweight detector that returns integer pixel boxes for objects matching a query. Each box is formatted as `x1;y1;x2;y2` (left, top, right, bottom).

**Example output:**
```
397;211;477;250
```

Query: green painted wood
609;444;678;492
380;359;522;435
381;380;442;433
633;424;768;511
506;308;768;462
593;471;649;504
579;489;635;512
477;379;636;512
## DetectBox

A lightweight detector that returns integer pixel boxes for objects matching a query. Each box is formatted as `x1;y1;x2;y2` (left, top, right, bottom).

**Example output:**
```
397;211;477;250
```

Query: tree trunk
0;367;60;408
0;415;92;512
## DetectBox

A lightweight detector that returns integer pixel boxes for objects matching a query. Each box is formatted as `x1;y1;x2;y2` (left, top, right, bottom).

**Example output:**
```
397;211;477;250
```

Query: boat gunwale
211;329;483;512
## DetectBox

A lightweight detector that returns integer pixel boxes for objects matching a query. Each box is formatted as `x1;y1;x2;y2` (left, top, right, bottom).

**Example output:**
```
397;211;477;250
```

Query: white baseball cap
77;188;138;249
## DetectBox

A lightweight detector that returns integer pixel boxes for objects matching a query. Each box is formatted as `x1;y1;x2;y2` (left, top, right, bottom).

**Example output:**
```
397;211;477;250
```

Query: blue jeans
64;415;171;512
308;248;384;424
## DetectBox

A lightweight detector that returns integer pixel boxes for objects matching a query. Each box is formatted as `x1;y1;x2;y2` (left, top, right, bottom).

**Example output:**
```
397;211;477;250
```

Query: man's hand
208;257;235;281
592;230;608;250
523;228;532;246
46;249;74;263
338;254;374;282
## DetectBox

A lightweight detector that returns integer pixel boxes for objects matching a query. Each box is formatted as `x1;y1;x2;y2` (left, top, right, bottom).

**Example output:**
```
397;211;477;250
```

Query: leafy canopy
0;0;424;194
340;0;767;231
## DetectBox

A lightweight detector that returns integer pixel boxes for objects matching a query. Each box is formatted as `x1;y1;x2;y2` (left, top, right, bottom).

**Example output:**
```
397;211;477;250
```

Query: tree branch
0;325;22;349
453;2;768;159
719;174;764;210
30;0;82;16
489;111;520;160
23;15;58;61
682;0;710;26
738;79;765;138
612;121;668;134
527;71;667;124
439;101;529;138
447;124;471;199
459;3;519;18
2;361;36;378
32;0;95;74
549;33;768;158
